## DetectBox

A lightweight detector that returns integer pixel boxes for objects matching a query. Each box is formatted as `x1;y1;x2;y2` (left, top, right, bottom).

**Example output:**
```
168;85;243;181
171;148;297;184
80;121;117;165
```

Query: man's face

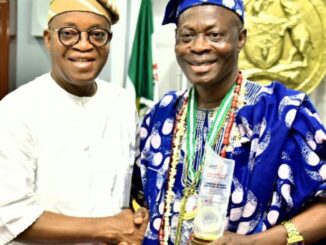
175;5;246;87
44;12;111;95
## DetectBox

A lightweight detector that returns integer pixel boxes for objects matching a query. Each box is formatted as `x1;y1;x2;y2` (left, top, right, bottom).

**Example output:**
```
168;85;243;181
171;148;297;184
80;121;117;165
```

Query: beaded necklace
160;72;243;245
160;97;188;244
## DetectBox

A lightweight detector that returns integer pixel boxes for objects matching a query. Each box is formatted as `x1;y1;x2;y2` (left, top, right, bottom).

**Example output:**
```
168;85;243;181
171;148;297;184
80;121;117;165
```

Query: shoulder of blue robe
232;80;326;225
238;80;325;154
139;90;187;152
240;80;308;126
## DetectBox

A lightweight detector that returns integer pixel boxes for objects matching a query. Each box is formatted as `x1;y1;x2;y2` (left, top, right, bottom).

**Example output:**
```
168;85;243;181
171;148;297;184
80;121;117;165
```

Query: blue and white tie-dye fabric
133;80;326;244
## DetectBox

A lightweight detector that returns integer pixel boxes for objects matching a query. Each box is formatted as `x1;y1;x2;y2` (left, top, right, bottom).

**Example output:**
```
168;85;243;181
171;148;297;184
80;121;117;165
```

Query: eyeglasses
51;27;113;47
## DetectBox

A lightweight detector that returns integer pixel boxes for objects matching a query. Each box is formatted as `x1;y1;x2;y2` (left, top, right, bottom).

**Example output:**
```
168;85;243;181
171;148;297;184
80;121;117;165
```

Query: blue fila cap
162;0;244;25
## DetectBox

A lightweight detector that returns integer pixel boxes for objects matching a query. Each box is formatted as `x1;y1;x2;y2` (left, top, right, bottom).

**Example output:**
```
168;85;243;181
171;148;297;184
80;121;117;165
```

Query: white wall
153;0;185;95
310;78;326;124
16;0;51;87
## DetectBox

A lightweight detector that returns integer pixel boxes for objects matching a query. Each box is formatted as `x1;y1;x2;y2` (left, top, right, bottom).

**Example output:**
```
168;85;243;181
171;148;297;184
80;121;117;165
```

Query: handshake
98;201;149;245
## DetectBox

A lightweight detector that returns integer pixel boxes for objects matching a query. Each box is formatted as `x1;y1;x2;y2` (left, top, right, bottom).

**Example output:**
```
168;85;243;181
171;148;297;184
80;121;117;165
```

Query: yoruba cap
162;0;244;25
48;0;120;25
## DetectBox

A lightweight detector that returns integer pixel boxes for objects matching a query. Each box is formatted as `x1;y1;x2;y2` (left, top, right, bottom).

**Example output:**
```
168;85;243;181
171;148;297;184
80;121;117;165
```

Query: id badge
193;146;235;241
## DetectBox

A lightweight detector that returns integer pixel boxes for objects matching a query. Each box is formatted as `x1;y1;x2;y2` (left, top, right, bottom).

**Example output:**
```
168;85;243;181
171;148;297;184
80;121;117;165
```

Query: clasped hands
99;207;149;245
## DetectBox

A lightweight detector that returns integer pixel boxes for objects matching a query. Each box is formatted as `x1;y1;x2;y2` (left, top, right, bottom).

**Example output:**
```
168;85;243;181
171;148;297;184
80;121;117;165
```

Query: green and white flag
128;0;158;115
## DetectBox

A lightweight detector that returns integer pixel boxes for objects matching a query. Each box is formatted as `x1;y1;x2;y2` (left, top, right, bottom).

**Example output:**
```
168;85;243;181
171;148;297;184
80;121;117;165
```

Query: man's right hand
96;207;149;245
16;209;149;245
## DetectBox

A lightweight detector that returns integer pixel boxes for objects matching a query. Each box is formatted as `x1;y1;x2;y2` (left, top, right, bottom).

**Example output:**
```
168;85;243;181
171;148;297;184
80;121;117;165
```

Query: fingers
133;207;149;225
189;234;211;245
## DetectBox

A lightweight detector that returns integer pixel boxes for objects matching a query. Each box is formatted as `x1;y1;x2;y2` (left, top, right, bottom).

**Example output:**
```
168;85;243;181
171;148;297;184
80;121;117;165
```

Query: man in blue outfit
132;0;326;244
0;0;147;244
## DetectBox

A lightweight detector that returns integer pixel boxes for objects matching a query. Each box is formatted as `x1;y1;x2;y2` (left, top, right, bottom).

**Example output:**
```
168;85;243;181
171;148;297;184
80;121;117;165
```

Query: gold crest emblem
239;0;326;93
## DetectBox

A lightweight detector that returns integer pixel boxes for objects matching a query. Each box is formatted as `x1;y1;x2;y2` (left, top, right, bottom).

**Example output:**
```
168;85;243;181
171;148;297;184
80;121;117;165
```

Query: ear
43;29;51;51
238;28;247;52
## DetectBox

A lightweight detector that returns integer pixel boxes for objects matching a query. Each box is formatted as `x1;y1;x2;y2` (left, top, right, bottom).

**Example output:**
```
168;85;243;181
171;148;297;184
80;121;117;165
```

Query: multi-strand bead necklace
160;72;244;245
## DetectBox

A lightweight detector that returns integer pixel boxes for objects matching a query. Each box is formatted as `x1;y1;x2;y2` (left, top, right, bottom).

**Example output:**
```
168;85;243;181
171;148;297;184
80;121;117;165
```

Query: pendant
175;186;196;244
183;192;198;220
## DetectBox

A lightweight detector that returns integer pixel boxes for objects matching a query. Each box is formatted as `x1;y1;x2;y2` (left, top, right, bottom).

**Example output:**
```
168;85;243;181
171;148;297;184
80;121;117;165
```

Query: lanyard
186;84;235;182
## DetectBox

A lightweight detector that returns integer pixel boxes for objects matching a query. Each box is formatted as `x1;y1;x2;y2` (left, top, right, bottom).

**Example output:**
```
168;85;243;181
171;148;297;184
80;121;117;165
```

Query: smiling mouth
189;60;215;66
69;58;95;62
186;60;217;73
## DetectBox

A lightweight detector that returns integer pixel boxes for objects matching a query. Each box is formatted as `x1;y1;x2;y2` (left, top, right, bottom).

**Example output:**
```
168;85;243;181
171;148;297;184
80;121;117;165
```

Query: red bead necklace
220;72;243;157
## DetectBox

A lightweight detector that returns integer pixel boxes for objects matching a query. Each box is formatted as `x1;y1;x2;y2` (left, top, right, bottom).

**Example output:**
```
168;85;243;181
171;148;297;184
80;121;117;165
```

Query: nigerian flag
128;0;158;112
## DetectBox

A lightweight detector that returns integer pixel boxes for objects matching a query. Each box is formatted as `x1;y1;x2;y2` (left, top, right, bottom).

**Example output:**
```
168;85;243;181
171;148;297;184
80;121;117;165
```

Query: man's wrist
249;224;289;245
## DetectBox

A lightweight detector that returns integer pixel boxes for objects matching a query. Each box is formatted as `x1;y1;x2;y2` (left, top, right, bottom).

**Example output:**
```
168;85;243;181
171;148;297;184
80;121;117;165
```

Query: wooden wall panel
0;0;9;99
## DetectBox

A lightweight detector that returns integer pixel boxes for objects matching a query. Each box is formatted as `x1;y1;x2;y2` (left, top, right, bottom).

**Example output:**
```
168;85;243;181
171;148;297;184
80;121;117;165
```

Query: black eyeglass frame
50;26;113;48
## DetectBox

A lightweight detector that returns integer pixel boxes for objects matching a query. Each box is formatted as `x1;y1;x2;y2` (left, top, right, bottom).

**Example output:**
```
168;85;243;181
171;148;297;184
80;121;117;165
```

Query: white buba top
0;73;138;245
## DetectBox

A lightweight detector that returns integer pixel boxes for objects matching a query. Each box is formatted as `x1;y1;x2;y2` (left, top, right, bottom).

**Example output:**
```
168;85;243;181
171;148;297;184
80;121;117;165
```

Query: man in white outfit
0;0;148;244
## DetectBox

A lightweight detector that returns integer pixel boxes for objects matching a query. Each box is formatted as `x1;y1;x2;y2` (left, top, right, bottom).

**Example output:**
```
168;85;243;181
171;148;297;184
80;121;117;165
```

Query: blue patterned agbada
132;81;326;244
